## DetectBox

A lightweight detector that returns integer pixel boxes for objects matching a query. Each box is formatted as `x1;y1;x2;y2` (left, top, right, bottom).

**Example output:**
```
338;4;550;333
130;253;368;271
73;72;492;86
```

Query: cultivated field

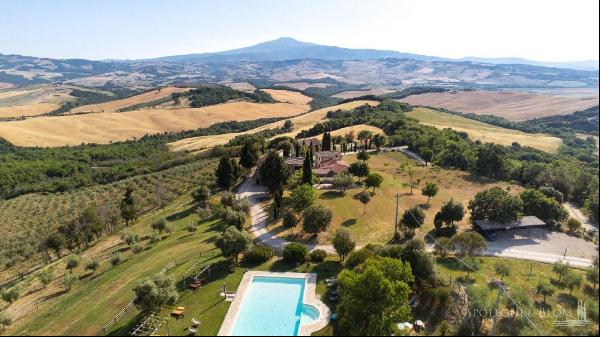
332;88;395;99
320;124;385;140
277;82;332;90
268;151;522;244
0;101;310;147
0;103;59;118
406;107;563;153
260;88;313;105
168;100;380;152
400;90;599;121
0;84;86;117
70;86;192;113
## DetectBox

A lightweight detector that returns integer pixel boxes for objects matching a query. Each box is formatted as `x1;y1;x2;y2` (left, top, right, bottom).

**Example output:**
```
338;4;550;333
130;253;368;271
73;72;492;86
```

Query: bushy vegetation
171;86;274;107
47;87;138;116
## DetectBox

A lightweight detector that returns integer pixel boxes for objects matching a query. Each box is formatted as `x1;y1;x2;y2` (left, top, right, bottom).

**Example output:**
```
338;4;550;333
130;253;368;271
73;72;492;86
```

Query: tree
566;218;582;233
1;288;19;303
356;190;371;215
85;259;100;274
474;143;508;179
38;267;54;287
586;266;599;291
520;189;568;226
290;184;317;212
438;199;465;227
302;151;313;185
400;239;437;286
494;262;511;280
536;281;554;304
420;147;434;166
283;119;293;130
283;243;308;263
348;161;369;182
401;206;425;235
45;233;66;258
434;211;444;231
337;257;414;335
0;312;12;331
63;273;79;291
462;255;479;280
192;186;211;207
283;212;298;233
216;156;235;190
215;226;252;262
133;274;179;313
357;130;374;149
401;164;419;194
332;173;353;193
563;271;583;294
332;228;356;261
357;150;370;162
259;150;291;193
553;261;570;283
302;204;333;234
451;232;486;257
364;173;383;193
239;141;258;169
433;237;452;258
120;186;139;226
468;187;523;223
372;134;386;151
504;288;532;318
223;208;246;230
65;255;80;271
151;218;168;233
422;182;439;203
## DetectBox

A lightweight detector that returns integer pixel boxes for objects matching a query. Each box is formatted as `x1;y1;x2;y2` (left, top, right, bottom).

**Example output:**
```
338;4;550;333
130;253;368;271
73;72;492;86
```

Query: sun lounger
171;307;186;317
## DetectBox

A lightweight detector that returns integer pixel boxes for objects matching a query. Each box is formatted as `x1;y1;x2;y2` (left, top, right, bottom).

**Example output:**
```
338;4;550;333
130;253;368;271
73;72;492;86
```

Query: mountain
155;37;445;63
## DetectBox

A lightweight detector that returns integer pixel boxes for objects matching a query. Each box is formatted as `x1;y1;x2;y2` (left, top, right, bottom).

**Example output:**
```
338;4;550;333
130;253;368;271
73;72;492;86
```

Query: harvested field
168;100;380;152
400;90;599;121
0;101;309;147
320;124;385;140
70;86;191;113
260;89;312;105
278;82;332;90
224;82;256;92
0;103;60;118
406;107;562;153
332;88;395;99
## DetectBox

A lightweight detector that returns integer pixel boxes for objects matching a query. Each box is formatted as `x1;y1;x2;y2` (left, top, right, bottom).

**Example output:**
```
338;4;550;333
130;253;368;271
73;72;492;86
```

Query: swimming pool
219;272;330;336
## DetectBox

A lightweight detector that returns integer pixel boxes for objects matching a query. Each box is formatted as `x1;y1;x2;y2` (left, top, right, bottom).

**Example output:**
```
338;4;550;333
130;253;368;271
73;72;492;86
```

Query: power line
402;206;545;336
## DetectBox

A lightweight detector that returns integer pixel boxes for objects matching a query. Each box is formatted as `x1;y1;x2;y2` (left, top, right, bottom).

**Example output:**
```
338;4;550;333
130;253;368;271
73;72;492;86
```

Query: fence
101;252;202;335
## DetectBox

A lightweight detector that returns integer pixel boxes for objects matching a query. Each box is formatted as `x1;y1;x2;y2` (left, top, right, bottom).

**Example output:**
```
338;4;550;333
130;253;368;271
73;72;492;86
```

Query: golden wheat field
401;90;599;121
261;89;313;105
321;124;385;139
0;101;311;147
168;100;380;152
70;86;192;113
406;107;563;153
0;103;60;118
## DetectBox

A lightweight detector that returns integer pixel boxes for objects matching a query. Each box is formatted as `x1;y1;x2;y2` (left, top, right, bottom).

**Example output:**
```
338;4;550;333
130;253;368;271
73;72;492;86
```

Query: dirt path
566;202;598;233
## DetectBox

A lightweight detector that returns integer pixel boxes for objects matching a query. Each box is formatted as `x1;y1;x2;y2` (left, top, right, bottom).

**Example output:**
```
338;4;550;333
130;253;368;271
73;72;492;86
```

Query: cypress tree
302;151;313;185
216;156;234;190
240;141;258;169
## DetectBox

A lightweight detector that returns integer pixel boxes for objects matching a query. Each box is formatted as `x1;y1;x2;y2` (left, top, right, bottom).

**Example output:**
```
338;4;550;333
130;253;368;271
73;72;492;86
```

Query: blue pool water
231;276;318;336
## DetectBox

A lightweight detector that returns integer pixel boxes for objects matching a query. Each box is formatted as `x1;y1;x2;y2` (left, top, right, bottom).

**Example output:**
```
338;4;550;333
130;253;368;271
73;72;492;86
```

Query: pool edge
217;271;331;336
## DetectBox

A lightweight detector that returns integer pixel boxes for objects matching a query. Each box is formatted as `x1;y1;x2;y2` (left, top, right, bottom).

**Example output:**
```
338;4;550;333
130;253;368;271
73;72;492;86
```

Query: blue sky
1;0;598;61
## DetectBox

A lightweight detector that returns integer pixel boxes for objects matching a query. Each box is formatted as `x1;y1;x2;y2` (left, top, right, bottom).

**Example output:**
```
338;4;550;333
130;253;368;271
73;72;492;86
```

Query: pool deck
217;271;331;336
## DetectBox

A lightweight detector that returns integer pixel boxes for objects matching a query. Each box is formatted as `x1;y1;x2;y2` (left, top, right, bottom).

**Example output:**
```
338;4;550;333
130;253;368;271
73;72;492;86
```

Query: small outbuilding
474;216;547;232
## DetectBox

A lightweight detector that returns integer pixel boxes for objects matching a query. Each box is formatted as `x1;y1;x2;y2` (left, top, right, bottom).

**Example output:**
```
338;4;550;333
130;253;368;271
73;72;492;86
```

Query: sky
0;0;598;62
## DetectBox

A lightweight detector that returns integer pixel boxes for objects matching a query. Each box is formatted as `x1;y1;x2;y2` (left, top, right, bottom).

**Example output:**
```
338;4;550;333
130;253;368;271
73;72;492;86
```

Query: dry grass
168;100;380;152
400;90;599;121
0;101;309;147
320;124;385;140
261;89;313;105
70;86;191;113
224;82;256;92
0;103;59;118
278;82;332;90
406;107;562;153
267;152;522;244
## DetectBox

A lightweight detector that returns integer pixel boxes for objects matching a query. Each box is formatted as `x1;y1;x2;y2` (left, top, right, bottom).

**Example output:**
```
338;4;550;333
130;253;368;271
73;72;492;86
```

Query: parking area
484;228;597;267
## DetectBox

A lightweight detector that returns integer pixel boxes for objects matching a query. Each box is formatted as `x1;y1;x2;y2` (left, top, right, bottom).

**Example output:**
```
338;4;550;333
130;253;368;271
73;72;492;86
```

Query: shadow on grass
107;312;145;336
320;191;345;200
41;289;69;302
557;293;578;308
166;206;197;222
341;219;357;227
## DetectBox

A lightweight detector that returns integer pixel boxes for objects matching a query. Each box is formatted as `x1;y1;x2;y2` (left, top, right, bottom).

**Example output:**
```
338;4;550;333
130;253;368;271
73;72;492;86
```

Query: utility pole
394;193;401;235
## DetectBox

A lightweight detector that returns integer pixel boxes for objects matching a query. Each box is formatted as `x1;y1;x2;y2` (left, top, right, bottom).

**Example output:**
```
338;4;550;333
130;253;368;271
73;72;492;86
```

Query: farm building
474;216;547;232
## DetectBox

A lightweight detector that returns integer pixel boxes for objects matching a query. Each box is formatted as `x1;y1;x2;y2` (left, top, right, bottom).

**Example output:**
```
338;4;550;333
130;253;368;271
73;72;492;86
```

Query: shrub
186;224;198;233
283;243;308;264
65;255;80;271
151;218;168;233
244;246;273;263
566;218;582;233
283;212;298;230
310;249;328;262
63;273;79;291
197;206;213;221
1;287;19;303
85;259;100;273
111;253;123;266
149;233;161;245
345;249;374;270
223;208;247;230
120;230;140;245
131;243;144;254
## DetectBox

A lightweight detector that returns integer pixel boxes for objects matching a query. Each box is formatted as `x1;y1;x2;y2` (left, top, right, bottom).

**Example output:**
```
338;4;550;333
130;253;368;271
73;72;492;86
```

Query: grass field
406;107;563;153
401;90;599;121
0;103;60;118
70;86;191;113
0;101;310;147
168;100;380;153
269;151;521;244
